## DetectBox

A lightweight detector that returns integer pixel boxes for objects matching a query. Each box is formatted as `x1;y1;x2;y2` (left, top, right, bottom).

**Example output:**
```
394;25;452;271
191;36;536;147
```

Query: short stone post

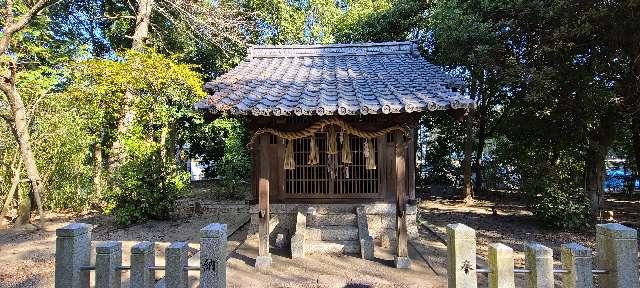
131;241;155;288
560;243;593;288
525;243;553;288
488;243;515;288
165;242;188;288
356;207;374;260
55;223;91;288
446;223;477;288
95;241;122;288
200;223;228;288
291;211;306;259
596;223;639;288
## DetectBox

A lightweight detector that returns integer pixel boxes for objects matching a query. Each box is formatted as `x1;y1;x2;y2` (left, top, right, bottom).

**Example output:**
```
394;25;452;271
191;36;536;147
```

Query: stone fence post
488;243;515;288
291;211;306;259
166;242;189;288
95;241;122;288
560;243;593;288
525;243;553;288
55;223;91;288
131;241;155;288
446;223;477;288
200;223;228;288
596;223;639;288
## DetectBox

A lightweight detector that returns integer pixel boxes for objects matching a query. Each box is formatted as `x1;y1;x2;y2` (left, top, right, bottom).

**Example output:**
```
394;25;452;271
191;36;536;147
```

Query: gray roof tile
196;42;474;115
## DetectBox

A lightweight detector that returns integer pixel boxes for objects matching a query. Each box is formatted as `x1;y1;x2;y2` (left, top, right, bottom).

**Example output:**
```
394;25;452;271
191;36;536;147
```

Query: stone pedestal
596;223;639;288
446;223;477;288
560;243;593;288
166;242;188;288
255;255;273;270
95;241;122;288
488;243;514;288
200;223;228;288
525;243;554;288
131;241;155;288
394;256;411;269
55;223;91;288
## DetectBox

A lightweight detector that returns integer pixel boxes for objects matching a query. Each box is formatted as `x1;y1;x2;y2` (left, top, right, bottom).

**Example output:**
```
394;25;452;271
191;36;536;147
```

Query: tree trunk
473;111;487;196
585;107;617;218
107;0;154;172
16;188;31;225
0;158;21;219
6;86;44;224
93;141;103;204
632;115;640;178
462;113;474;204
585;150;606;217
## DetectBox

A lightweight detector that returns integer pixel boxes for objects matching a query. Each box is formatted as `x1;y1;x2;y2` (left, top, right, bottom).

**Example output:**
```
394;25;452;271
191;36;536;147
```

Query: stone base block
291;233;305;258
394;256;411;269
360;238;374;260
255;255;272;270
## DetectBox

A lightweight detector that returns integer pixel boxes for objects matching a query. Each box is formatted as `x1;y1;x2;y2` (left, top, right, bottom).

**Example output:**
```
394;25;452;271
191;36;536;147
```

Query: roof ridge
248;41;419;58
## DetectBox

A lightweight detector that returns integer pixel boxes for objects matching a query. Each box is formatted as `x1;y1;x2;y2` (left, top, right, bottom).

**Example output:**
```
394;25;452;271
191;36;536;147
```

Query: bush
529;186;592;230
105;135;190;226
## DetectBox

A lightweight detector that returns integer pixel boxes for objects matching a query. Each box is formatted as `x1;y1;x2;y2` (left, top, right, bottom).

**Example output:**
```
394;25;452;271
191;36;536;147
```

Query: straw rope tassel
308;135;319;165
247;117;411;148
364;138;376;169
328;126;337;155
284;139;295;170
342;132;352;164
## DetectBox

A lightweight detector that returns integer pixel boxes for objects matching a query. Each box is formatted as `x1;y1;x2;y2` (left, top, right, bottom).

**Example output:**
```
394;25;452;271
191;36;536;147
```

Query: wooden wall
252;128;416;204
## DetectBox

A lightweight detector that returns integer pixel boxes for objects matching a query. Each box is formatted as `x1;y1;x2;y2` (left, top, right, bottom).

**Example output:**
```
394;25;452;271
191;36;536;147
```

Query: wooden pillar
255;134;272;269
408;128;416;201
395;131;411;268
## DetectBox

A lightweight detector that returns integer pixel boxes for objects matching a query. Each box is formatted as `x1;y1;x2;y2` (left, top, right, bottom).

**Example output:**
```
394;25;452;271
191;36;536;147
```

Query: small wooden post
255;134;272;269
394;131;410;269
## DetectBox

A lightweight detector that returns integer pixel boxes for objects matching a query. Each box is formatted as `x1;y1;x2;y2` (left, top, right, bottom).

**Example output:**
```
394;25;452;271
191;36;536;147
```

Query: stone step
306;226;359;241
308;214;357;226
305;240;360;254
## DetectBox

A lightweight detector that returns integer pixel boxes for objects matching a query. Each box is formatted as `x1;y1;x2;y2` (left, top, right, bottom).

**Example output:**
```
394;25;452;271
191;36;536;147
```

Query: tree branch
102;13;136;20
6;0;59;35
0;111;12;123
1;0;60;55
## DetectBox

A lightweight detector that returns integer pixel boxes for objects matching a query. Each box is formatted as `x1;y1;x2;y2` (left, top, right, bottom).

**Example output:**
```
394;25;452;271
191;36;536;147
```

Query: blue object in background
605;165;640;192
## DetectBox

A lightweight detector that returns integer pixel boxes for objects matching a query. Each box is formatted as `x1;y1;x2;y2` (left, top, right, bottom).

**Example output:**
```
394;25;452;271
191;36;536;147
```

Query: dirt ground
1;191;638;288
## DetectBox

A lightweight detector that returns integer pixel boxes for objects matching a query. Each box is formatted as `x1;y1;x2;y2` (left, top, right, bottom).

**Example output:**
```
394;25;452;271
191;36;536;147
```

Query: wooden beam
395;131;409;260
258;134;270;257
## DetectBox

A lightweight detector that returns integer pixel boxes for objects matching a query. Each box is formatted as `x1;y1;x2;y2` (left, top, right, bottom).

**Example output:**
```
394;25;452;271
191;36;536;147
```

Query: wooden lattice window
285;131;379;197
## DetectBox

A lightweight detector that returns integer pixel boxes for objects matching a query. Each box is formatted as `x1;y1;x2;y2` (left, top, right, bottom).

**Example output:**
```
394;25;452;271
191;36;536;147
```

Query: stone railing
447;223;639;288
54;223;228;288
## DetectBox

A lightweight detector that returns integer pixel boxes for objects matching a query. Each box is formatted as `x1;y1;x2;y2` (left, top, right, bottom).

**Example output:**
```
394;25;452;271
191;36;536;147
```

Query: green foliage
105;129;191;225
244;0;417;44
529;184;592;230
417;112;466;187
182;116;251;198
68;50;206;223
215;118;251;190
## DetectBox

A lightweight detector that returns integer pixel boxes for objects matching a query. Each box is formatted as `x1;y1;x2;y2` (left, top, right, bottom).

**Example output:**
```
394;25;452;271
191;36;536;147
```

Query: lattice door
285;131;380;198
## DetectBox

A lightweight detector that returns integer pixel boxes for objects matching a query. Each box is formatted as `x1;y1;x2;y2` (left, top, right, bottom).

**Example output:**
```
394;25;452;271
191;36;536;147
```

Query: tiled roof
195;42;474;116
